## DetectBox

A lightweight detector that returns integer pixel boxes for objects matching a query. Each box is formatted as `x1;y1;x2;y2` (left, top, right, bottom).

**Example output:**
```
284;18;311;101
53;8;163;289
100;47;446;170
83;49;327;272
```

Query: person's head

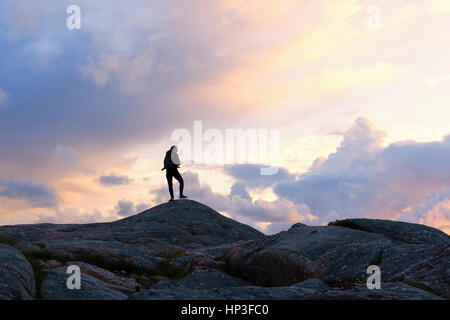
170;145;177;153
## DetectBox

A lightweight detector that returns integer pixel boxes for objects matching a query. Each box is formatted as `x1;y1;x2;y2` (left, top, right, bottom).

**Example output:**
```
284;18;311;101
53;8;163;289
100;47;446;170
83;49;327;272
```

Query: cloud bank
272;118;450;228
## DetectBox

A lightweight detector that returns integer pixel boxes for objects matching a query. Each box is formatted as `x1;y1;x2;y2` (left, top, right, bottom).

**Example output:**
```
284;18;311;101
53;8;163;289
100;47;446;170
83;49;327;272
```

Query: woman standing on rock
162;146;188;202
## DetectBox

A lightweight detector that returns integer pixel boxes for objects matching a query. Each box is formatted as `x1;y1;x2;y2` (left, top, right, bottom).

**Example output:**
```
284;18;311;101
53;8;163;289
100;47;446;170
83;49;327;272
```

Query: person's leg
166;171;174;200
173;169;185;198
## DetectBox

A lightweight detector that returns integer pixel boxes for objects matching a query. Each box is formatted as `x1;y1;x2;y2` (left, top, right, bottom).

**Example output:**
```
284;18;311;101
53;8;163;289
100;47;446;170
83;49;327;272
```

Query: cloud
114;199;150;217
0;0;436;190
224;164;296;188
80;47;155;94
230;182;252;201
0;88;8;107
115;199;135;217
6;199;150;225
399;188;450;234
228;196;317;233
36;207;105;224
0;1;248;184
273;117;450;224
0;179;58;208
98;173;133;186
135;202;150;212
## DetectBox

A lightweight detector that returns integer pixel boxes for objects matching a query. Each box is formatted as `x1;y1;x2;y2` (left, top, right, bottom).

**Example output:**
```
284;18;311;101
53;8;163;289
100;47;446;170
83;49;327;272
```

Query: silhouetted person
162;146;187;202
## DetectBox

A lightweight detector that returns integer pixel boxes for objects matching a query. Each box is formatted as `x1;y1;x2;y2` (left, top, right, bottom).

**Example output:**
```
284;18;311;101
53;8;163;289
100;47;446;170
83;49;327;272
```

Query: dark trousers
166;168;184;199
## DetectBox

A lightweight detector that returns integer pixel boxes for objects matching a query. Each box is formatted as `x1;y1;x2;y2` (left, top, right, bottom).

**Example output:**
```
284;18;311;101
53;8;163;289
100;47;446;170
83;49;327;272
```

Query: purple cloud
98;173;133;186
273;118;450;224
0;179;58;208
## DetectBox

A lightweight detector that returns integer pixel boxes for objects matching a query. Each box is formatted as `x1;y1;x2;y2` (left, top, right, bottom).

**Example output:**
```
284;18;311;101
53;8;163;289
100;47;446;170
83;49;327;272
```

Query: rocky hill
0;200;448;300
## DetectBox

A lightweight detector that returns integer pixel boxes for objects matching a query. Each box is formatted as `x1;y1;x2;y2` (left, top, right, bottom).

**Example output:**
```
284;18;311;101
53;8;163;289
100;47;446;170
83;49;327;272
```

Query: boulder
222;223;390;286
0;244;36;300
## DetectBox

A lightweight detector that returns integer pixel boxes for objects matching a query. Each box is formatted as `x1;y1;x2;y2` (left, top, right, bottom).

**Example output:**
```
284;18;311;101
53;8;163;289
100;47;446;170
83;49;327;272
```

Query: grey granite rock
0;200;263;248
222;224;390;286
290;278;329;290
0;200;264;273
0;244;36;300
41;267;129;300
388;242;449;297
329;218;449;244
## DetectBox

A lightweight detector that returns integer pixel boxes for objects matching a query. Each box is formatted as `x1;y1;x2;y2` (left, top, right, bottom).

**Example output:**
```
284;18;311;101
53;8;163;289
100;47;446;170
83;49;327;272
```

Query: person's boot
169;198;175;202
179;195;188;199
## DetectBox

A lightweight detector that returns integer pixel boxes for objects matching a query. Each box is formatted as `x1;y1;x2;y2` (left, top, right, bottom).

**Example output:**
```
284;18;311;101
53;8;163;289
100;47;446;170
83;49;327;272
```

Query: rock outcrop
329;218;449;244
0;200;448;300
222;219;449;298
0;200;264;272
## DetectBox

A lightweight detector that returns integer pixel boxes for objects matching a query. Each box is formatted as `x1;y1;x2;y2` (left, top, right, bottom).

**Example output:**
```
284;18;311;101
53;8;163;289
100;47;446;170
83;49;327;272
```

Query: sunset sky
1;0;450;234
